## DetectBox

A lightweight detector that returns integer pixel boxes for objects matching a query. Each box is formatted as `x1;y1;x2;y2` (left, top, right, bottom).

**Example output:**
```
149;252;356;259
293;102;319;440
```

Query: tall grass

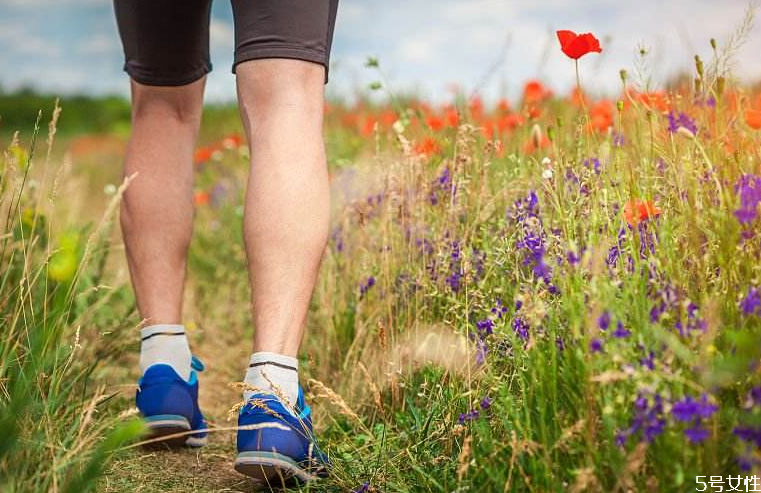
184;43;761;493
5;24;761;493
0;105;143;492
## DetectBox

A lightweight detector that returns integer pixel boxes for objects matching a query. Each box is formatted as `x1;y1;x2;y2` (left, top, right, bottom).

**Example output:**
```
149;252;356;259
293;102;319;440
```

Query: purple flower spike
480;396;493;410
589;338;604;353
612;321;631;338
667;111;698;135
741;287;761;316
684;424;710;443
598;311;611;331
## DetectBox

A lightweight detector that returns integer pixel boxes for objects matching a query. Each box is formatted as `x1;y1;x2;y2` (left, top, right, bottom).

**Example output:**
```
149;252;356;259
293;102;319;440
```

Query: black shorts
113;0;339;86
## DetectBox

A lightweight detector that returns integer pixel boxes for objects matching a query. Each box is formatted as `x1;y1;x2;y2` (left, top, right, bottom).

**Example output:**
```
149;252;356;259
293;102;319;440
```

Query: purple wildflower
359;276;376;298
583;157;601;174
734;174;761;224
555;336;565;351
476;318;494;336
598;311;611;331
512;317;529;340
618;394;666;445
639;350;655;370
667;111;698;135
612;321;631;338
567;250;580;265
684;424;710;443
671;395;718;422
458;408;480;424
353;482;370;493
589;338;604;353
490;299;508;318
480;396;493;410
734;426;761;448
741;287;761;316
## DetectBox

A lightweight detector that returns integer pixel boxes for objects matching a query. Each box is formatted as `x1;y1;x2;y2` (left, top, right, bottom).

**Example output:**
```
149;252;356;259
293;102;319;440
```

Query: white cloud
210;18;234;50
79;33;117;55
1;0;760;102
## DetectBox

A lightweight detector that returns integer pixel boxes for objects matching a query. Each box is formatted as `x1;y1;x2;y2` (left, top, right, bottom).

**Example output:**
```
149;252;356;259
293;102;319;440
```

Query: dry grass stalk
377;319;387;350
570;467;602;493
614;442;648;492
226;382;285;421
456;435;472;483
307;378;369;433
358;361;383;412
552;419;586;451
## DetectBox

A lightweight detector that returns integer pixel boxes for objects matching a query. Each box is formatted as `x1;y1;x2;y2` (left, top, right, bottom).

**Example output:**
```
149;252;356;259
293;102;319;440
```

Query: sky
0;0;760;103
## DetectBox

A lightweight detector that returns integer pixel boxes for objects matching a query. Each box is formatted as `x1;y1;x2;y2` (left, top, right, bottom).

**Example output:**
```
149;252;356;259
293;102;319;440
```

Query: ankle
243;351;299;406
139;324;192;381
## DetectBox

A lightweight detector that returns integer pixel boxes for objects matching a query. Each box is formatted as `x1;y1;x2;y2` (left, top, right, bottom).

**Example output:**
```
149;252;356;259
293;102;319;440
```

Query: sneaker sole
234;451;317;485
144;414;207;448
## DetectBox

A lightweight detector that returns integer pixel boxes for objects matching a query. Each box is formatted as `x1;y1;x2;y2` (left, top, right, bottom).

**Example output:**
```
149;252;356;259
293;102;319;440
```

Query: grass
4;23;761;491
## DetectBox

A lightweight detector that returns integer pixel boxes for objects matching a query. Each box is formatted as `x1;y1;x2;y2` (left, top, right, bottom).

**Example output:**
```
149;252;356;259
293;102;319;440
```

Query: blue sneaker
136;355;208;448
235;387;328;484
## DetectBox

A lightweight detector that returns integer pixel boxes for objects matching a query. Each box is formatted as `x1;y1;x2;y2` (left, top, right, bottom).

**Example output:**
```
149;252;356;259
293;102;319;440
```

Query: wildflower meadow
5;10;761;493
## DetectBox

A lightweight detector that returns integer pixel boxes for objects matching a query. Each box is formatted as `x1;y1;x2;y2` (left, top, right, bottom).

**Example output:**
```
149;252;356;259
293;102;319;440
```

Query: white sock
139;324;192;381
243;352;299;406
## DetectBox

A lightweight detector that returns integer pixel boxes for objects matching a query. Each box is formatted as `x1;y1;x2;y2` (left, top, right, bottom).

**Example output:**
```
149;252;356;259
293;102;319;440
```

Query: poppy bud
556;116;564;129
694;55;704;77
710;38;717;50
716;77;726;97
616;100;624;112
531;124;542;149
547;125;555;142
619;69;628;84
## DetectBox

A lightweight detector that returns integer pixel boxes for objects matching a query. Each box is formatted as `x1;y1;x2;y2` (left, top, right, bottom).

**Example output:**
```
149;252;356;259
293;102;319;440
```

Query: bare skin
236;60;330;357
121;77;205;325
121;59;329;358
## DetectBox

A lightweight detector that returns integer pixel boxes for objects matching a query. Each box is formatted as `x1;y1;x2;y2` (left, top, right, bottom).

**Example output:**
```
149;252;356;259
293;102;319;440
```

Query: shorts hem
232;46;329;83
124;63;212;87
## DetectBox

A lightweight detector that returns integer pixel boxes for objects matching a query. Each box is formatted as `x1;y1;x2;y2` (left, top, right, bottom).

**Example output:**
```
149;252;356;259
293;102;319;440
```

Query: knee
130;79;204;126
237;60;325;112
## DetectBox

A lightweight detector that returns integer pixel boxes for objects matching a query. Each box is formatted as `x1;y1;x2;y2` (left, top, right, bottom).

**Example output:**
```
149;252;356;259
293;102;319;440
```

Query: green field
4;36;761;492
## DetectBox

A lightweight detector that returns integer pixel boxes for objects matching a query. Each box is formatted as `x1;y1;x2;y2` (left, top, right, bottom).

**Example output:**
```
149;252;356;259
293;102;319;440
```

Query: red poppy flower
745;109;761;130
222;133;243;149
623;199;661;226
426;115;445;132
414;137;441;157
444;108;459;128
589;100;614;132
556;30;602;60
194;191;210;206
360;115;377;137
193;146;213;165
523;80;551;104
